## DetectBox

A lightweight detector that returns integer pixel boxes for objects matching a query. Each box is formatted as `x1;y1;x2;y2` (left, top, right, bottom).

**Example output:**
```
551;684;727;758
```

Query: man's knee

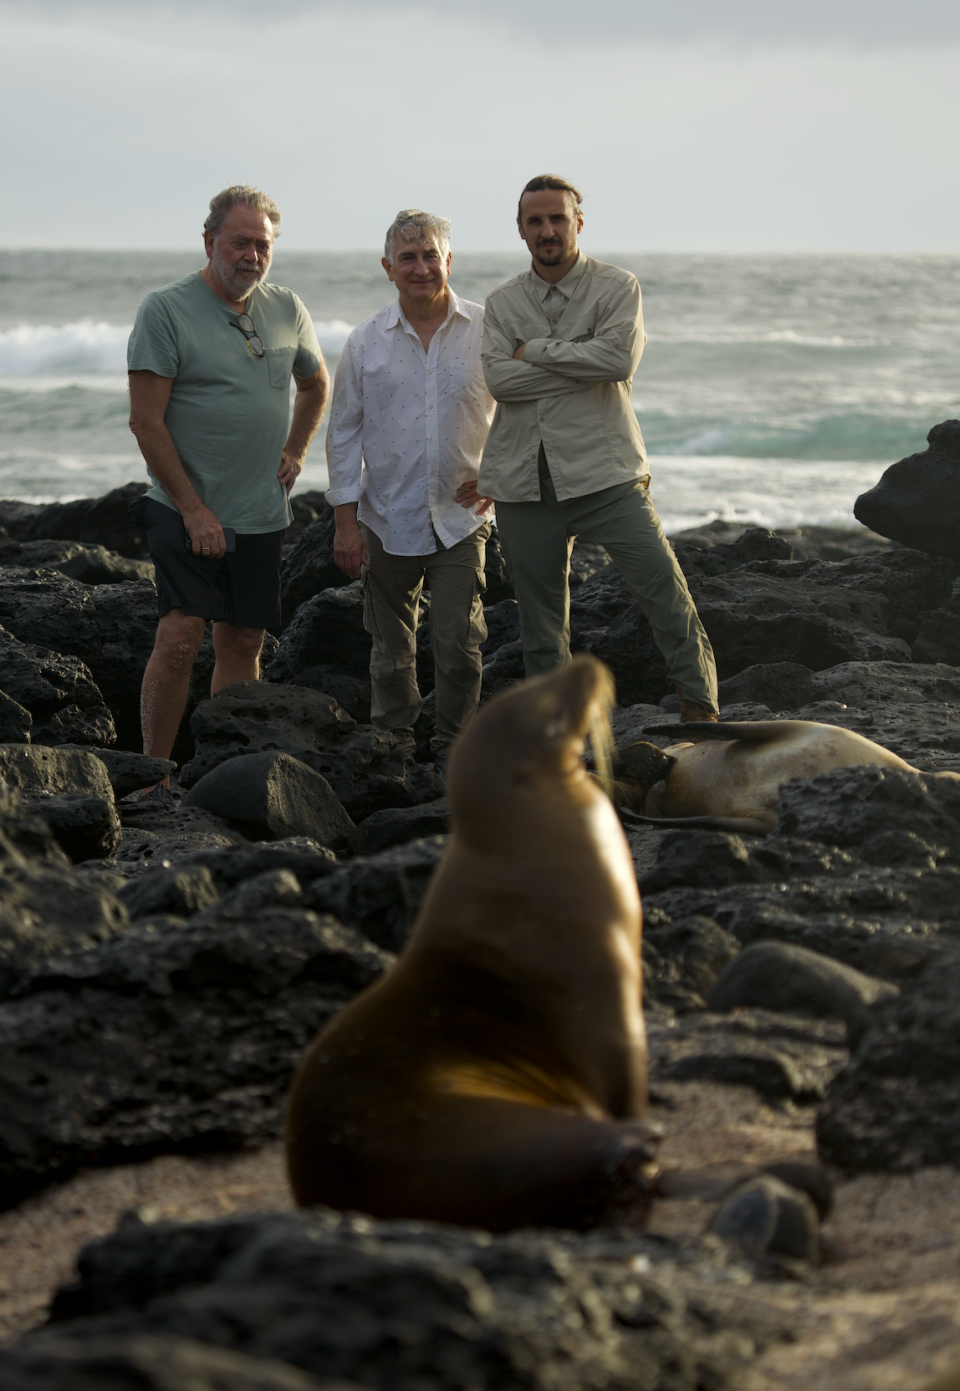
214;624;265;660
153;610;205;670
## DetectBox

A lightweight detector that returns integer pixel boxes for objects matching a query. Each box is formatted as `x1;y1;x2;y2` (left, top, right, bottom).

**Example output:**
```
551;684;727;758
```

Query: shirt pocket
562;313;597;343
447;358;487;402
266;345;295;390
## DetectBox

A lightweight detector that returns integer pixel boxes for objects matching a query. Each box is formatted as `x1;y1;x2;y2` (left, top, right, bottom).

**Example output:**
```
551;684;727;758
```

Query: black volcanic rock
0;482;150;559
0;625;115;746
181;751;355;849
180;682;442;820
24;1209;795;1391
708;941;898;1025
817;953;960;1172
0;539;153;585
0;1335;340;1391
277;509;343;628
0;912;391;1203
854;419;960;561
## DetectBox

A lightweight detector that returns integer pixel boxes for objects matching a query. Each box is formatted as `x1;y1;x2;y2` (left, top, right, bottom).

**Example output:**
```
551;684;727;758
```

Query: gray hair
204;185;282;237
384;209;451;263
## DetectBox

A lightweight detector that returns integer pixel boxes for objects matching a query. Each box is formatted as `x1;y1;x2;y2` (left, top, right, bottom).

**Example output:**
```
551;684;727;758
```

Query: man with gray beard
127;185;329;802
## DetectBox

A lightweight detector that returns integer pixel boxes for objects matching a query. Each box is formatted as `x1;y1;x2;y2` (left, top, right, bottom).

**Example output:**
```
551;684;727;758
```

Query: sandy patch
1;1081;959;1389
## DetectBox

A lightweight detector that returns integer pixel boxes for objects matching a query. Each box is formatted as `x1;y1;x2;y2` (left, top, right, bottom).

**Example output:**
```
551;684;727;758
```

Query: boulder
817;953;960;1172
0;745;115;800
56;747;175;800
181;751;355;849
0;568;101;663
0;912;390;1202
305;836;448;952
277;509;343;627
0;539;154;585
0;482;150;558
0;626;115;747
0;690;31;743
708;940;899;1025
17;792;121;863
180;682;442;820
267;583;370;685
21;1209;795;1391
854;419;960;560
648;1008;849;1102
348;799;449;857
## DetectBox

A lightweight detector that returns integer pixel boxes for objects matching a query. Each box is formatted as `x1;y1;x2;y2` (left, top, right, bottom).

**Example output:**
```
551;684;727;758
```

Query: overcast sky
4;0;959;252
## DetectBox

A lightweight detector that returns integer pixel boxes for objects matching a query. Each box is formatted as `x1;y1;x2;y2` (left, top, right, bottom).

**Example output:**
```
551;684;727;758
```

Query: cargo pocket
360;567;380;640
469;567;488;648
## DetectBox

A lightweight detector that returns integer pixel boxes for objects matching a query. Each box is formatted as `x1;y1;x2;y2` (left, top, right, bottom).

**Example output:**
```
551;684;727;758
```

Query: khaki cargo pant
360;522;490;753
494;447;718;710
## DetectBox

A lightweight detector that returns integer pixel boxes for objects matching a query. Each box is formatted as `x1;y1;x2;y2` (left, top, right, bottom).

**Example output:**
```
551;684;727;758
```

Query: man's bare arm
279;362;330;493
128;370;227;557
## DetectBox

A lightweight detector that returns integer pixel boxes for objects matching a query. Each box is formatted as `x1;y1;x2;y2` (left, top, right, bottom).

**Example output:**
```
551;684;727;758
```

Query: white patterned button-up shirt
325;291;494;555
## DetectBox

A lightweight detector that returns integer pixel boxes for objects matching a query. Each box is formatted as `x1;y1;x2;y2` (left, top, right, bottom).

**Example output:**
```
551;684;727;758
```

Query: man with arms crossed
327;210;494;773
128;184;328;802
477;174;718;721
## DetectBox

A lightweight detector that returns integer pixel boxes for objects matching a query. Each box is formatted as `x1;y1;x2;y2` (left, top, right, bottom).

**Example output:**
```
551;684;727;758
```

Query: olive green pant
360;522;490;753
494;449;718;709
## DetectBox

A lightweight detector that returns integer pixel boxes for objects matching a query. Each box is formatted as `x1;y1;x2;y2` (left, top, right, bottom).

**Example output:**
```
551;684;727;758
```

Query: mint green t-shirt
127;273;321;533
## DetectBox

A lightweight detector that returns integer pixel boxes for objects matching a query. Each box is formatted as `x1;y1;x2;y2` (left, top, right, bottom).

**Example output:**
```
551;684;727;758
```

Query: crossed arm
481;277;645;402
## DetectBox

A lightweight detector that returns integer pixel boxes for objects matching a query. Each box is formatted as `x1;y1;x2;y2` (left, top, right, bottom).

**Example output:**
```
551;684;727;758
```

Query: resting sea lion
615;719;922;835
285;655;659;1232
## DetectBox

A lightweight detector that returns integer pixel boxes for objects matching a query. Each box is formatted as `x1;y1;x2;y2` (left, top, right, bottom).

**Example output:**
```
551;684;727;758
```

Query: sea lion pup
285;655;660;1232
614;719;921;835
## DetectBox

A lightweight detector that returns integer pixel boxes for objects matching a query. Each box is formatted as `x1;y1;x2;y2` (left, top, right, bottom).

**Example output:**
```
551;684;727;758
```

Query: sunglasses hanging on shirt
231;313;265;358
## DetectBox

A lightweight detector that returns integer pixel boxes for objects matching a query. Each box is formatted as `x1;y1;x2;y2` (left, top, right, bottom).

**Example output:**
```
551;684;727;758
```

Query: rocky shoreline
0;482;958;1389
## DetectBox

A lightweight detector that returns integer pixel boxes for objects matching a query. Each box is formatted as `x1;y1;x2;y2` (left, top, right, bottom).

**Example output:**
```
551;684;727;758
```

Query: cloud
7;0;960;47
2;3;958;251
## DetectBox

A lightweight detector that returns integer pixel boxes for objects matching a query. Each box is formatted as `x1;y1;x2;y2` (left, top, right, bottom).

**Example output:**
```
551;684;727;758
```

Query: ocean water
1;248;958;535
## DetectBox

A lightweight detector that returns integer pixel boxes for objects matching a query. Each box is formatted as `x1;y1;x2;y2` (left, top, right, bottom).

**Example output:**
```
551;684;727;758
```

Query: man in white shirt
326;210;495;771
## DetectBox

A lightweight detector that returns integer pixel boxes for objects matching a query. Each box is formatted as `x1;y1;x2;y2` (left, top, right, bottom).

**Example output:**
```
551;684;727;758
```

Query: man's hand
333;504;367;579
455;479;495;516
512;343;526;361
183;505;226;558
277;450;302;494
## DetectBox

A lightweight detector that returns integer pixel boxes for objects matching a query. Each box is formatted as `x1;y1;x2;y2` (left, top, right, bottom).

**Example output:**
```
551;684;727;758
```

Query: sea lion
614;719;922;835
285;655;659;1232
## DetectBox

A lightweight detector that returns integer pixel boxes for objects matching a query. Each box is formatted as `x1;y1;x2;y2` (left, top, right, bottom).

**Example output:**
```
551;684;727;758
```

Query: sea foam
0;319;354;376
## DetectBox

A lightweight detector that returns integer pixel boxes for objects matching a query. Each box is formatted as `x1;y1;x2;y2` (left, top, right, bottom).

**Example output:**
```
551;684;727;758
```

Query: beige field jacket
478;253;649;503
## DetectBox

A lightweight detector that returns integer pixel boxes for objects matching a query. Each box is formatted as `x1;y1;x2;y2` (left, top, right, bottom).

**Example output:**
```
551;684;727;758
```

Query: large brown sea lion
615;719;922;835
285;656;659;1232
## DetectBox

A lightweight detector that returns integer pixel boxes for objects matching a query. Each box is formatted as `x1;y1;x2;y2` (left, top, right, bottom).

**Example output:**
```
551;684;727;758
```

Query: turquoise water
1;248;958;533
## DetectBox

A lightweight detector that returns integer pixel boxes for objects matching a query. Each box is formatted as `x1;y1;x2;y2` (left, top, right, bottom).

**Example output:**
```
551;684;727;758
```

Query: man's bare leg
211;622;265;695
140;609;207;786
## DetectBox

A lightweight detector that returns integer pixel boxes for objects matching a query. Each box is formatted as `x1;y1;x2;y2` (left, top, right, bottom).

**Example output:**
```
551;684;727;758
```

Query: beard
533;239;565;264
210;244;270;301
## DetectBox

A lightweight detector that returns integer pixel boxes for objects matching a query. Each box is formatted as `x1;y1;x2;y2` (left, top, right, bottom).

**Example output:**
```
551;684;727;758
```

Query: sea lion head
613;741;679;812
446;656;616;834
